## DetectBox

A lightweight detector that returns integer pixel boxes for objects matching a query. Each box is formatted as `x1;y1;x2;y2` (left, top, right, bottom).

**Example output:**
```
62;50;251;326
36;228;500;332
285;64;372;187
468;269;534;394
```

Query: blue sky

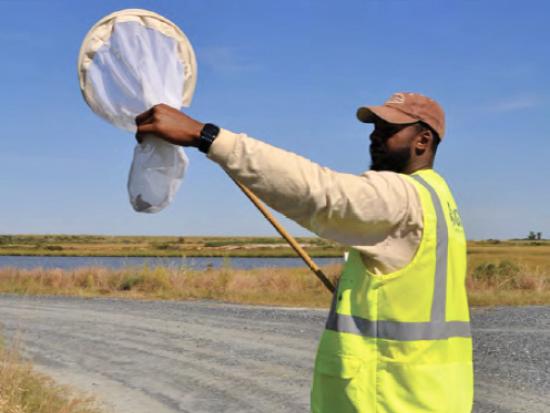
1;0;549;240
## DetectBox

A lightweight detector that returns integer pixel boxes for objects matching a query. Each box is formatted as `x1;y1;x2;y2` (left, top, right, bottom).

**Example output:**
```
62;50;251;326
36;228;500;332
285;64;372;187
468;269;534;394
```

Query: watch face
202;123;220;138
198;123;220;153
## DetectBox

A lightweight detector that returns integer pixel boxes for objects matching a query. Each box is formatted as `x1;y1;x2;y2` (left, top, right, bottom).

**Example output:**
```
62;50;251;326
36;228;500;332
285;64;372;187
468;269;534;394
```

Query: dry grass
0;264;341;308
0;256;549;307
464;241;550;306
466;260;550;306
468;241;550;270
0;335;102;413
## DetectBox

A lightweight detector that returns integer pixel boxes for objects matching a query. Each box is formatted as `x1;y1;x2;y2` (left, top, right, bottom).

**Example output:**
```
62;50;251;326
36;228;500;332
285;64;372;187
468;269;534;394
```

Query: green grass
0;234;344;257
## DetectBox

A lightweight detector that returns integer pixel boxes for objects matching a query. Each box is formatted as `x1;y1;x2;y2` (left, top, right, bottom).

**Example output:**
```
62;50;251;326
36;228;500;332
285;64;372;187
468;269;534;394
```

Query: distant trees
527;231;543;240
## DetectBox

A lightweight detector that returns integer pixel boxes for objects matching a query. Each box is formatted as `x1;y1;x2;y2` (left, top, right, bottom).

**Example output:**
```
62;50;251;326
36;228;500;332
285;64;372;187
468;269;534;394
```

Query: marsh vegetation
0;238;548;306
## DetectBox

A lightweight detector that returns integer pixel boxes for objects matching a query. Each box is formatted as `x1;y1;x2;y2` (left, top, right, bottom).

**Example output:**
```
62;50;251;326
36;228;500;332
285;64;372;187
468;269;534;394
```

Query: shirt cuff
206;128;237;163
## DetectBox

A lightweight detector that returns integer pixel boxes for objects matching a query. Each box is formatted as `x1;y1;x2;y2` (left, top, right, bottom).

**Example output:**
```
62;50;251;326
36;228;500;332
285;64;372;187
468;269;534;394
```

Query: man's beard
370;145;411;173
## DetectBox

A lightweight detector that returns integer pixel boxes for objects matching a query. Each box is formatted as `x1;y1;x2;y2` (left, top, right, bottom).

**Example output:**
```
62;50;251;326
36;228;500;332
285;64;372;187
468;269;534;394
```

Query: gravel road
0;295;548;413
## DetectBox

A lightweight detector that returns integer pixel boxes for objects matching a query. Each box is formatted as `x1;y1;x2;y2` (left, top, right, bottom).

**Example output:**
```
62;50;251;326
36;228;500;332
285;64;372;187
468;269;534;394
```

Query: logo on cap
385;93;406;105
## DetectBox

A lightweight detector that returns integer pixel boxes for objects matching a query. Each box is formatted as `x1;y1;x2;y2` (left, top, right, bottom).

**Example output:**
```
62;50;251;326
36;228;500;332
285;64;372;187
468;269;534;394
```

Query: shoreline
0;251;343;258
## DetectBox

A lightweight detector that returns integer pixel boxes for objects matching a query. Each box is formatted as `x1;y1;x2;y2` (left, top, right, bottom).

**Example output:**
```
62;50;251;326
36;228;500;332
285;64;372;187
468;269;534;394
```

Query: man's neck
403;160;433;175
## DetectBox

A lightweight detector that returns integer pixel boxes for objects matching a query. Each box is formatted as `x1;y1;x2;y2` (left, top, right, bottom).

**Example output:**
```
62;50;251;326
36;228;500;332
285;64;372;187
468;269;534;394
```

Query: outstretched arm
135;104;419;247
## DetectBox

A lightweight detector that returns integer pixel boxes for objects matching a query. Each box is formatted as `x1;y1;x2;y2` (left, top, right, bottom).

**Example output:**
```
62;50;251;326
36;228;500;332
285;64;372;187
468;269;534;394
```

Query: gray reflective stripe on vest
411;174;447;321
325;174;471;341
326;313;471;340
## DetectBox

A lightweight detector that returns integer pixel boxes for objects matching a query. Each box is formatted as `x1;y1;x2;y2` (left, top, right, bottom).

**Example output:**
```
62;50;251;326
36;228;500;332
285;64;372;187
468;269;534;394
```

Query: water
0;255;343;270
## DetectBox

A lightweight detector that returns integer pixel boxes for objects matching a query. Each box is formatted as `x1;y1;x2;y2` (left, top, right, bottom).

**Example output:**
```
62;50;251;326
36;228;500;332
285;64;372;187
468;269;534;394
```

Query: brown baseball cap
357;92;445;138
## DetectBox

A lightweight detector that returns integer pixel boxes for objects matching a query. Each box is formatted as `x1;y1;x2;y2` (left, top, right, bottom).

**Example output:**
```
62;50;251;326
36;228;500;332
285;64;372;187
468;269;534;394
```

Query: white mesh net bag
78;9;197;213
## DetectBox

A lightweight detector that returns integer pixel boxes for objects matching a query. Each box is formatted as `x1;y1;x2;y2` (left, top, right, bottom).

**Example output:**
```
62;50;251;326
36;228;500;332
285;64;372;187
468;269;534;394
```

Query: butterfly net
78;9;197;212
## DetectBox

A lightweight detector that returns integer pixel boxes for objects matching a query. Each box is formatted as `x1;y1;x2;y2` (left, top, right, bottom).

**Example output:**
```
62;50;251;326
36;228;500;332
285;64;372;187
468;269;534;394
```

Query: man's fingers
135;107;156;125
136;123;157;133
135;123;158;143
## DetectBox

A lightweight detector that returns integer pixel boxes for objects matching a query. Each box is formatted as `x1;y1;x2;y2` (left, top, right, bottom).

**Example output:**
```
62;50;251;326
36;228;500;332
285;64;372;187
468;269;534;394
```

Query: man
135;92;473;413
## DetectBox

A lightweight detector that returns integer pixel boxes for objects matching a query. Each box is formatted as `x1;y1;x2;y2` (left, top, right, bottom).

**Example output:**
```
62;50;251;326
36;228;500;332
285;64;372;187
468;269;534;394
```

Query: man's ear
414;129;432;154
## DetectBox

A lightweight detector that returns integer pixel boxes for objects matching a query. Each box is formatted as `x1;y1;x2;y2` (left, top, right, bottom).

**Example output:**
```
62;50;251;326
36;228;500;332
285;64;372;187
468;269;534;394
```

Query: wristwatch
198;123;220;154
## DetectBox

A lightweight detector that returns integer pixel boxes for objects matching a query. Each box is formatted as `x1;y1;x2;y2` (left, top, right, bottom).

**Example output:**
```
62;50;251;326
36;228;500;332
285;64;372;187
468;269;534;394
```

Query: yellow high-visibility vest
311;169;473;413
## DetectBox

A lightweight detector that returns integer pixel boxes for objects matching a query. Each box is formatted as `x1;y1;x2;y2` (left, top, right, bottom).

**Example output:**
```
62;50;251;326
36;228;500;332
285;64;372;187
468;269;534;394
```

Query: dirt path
1;295;548;413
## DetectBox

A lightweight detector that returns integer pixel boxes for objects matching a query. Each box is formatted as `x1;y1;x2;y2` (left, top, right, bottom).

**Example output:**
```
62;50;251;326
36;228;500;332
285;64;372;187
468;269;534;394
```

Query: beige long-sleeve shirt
208;129;424;275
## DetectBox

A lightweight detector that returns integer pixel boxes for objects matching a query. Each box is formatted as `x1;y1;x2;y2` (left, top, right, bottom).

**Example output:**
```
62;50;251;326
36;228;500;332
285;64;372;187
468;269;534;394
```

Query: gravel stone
0;295;548;413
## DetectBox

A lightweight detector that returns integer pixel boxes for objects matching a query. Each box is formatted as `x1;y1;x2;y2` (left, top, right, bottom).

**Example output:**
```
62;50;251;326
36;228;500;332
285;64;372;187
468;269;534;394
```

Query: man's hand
135;104;204;147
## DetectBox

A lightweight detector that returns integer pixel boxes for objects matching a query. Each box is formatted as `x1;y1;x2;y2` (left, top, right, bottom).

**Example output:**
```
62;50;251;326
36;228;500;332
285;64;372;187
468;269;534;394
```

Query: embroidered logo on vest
448;202;463;228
